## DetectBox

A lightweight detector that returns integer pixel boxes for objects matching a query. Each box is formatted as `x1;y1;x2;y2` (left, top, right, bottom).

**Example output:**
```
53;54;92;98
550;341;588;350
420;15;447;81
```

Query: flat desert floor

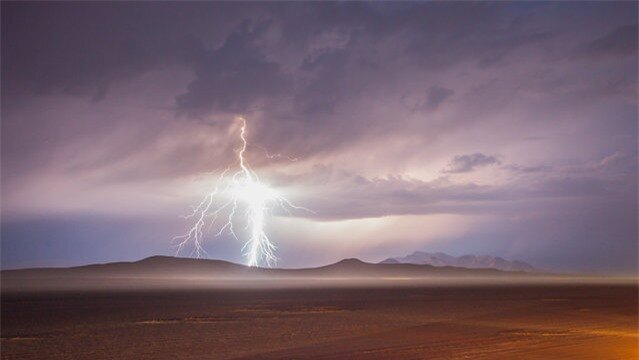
2;284;637;359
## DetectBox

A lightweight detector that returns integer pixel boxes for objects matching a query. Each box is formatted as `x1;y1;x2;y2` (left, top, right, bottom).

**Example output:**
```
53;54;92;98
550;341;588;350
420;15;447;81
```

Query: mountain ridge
2;255;533;277
381;251;537;272
0;255;557;292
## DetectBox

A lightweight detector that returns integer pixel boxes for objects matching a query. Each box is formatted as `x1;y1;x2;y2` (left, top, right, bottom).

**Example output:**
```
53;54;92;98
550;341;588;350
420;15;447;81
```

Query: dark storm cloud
422;86;454;111
0;3;565;116
3;2;634;142
576;24;638;59
2;2;199;98
176;21;292;116
444;153;501;173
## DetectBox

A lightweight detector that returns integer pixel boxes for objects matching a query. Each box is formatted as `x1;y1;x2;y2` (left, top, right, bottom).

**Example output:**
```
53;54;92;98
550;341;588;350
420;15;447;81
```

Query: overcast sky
2;2;637;273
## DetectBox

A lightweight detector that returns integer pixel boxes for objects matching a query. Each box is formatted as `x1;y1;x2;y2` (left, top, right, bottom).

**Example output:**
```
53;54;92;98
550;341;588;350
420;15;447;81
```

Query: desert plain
2;281;637;359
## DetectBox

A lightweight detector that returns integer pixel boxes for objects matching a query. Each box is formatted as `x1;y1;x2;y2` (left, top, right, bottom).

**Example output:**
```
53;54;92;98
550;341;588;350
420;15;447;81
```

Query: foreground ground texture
2;284;637;359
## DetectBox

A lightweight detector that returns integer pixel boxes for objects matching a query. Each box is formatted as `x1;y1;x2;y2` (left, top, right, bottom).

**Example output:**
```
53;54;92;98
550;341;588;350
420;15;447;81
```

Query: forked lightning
173;116;310;267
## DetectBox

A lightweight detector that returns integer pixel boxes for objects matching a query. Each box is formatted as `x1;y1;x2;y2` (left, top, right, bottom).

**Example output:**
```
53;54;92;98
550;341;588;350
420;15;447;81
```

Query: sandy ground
2;284;637;359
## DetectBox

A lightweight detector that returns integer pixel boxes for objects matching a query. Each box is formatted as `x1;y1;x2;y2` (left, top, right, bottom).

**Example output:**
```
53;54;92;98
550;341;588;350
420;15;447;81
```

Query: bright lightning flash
173;116;310;267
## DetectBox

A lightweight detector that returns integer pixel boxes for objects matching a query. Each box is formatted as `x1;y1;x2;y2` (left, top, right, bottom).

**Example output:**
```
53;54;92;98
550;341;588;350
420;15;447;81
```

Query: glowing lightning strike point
174;116;312;267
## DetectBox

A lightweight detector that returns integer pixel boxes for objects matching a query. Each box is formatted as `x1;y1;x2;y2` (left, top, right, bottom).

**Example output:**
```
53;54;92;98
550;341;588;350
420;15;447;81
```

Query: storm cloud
444;153;500;173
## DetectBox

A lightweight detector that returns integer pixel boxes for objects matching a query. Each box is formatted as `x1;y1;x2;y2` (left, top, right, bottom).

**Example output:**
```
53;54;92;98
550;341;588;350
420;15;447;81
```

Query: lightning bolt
173;116;311;267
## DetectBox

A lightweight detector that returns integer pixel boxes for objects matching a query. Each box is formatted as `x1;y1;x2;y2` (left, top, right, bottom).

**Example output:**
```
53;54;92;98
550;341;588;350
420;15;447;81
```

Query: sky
1;2;637;274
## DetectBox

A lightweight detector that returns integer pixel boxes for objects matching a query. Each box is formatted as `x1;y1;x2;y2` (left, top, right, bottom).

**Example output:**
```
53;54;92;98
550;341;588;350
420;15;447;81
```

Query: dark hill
1;256;547;292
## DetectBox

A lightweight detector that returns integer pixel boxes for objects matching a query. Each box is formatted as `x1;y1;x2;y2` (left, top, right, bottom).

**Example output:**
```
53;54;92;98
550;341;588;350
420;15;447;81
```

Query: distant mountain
1;255;542;291
2;256;517;278
381;251;537;272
